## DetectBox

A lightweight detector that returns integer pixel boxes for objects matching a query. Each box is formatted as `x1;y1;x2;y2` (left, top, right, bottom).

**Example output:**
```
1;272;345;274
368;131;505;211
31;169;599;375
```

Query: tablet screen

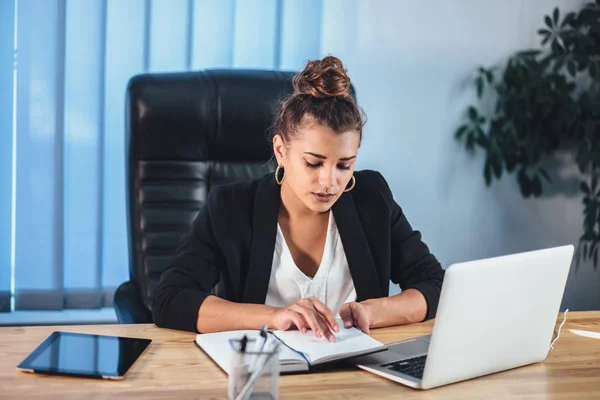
17;332;152;379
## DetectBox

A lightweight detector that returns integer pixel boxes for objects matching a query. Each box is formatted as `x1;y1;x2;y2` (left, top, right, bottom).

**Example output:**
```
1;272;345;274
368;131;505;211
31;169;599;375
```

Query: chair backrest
125;69;296;311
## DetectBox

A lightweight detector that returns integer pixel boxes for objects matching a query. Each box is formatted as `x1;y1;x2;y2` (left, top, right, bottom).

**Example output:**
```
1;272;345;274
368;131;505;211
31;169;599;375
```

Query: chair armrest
113;280;153;324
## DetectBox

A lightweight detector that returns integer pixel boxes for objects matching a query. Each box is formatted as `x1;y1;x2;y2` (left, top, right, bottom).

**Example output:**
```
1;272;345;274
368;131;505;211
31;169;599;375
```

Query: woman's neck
279;181;327;222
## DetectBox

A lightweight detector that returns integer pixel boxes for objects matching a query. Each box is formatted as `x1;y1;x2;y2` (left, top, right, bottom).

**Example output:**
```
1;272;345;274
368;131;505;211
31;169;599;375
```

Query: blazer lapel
333;192;383;301
243;176;280;304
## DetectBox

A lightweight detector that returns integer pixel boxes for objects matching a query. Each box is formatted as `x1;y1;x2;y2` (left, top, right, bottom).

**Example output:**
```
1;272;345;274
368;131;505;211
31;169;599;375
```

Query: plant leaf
491;153;502;179
505;155;516;172
592;174;598;192
517;50;541;57
567;60;576;77
591;240;599;257
581;181;591;194
468;106;478;121
541;35;551;46
551;39;564;54
553;7;559;24
552;56;566;72
578;243;586;270
576;55;589;71
484;159;492;186
584;201;597;233
544;15;553;29
517;169;531;197
560;12;576;28
476;76;483;99
539;168;552;183
575;246;582;271
532;175;542;197
475;128;489;148
455;125;468;139
466;134;475;151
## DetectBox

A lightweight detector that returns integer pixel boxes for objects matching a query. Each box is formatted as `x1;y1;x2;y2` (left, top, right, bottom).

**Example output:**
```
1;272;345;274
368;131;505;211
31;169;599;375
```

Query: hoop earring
275;165;285;185
344;175;356;192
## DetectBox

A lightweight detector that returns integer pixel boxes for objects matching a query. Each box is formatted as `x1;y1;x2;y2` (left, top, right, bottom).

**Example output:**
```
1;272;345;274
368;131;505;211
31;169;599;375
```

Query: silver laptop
352;245;574;390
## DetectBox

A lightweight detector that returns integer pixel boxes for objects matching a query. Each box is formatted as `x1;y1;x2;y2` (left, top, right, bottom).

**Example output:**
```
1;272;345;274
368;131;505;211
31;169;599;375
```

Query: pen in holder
228;336;280;400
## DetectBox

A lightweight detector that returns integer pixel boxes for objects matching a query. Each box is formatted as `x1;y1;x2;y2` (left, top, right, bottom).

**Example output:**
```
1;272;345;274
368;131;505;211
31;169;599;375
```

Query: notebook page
272;325;385;365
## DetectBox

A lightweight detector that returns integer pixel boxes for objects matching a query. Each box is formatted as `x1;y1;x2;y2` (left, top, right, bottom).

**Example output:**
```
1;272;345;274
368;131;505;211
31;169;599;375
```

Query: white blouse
265;211;357;316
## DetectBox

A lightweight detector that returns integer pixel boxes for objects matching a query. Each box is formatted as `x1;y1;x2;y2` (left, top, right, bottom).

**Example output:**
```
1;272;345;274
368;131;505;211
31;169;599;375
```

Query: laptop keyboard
380;355;427;379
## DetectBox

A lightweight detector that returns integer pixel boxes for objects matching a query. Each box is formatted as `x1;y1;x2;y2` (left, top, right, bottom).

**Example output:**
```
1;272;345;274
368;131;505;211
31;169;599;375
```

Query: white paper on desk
195;330;306;374
569;329;600;340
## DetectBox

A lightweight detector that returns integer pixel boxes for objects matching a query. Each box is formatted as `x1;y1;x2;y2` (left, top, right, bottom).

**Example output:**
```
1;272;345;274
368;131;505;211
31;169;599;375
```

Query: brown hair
271;56;365;146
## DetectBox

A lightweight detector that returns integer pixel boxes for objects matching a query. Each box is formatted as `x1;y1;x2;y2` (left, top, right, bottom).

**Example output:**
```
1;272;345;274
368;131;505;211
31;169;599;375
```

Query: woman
152;56;444;342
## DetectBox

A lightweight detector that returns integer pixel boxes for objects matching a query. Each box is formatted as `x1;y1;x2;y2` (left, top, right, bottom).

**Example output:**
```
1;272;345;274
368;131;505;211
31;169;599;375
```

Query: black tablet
16;331;152;380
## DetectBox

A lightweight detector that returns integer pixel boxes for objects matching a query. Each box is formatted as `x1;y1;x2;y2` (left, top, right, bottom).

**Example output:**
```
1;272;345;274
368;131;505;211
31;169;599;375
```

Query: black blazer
152;170;445;332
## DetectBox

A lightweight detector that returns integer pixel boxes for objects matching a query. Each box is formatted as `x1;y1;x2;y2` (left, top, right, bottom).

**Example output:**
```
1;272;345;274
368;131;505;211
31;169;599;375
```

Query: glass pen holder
228;337;280;400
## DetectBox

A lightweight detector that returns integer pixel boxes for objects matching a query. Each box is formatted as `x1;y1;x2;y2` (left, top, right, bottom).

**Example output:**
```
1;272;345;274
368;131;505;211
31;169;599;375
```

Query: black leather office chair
113;69;296;324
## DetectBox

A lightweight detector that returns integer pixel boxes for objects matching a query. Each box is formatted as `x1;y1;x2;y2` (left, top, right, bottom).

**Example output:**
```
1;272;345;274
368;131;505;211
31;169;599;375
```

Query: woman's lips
313;193;335;202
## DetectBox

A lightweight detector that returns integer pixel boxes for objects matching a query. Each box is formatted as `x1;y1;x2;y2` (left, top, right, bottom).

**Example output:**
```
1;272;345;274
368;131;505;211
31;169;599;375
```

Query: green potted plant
455;0;600;269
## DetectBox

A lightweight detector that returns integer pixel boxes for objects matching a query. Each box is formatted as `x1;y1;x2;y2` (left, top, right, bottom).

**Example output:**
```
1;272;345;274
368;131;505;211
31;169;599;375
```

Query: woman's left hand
339;302;371;335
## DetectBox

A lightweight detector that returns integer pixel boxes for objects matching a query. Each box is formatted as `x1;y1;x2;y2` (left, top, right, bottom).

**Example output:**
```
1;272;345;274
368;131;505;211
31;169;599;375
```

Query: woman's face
273;123;360;213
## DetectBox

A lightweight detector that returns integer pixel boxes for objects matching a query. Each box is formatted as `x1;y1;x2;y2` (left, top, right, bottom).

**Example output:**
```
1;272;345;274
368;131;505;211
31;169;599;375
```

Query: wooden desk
0;311;599;399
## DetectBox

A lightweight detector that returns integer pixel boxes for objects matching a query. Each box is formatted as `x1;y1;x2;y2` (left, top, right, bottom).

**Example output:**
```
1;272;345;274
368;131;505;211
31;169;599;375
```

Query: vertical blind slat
190;0;236;69
148;0;190;73
233;0;278;69
319;0;357;65
62;0;105;303
279;0;323;71
14;0;67;310
0;0;15;311
101;0;147;291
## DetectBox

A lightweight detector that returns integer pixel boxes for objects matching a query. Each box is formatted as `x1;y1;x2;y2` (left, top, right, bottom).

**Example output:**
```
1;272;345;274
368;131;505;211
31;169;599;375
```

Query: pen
240;335;248;353
256;326;269;354
249;325;269;372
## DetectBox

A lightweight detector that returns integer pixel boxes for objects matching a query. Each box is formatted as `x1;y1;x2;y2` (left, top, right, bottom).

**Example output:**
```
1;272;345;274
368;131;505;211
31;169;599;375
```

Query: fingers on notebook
307;298;340;334
339;304;354;328
278;298;339;342
292;304;336;342
339;303;370;335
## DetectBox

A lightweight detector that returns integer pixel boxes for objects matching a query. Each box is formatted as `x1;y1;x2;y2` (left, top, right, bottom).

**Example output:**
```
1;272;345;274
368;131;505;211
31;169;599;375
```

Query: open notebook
195;323;387;374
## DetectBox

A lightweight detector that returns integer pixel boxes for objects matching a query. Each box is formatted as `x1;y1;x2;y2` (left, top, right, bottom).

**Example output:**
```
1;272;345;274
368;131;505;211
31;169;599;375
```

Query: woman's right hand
271;297;340;342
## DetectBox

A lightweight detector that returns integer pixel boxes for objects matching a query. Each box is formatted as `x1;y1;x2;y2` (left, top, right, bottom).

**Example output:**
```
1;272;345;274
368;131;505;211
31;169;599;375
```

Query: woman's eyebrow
304;151;356;161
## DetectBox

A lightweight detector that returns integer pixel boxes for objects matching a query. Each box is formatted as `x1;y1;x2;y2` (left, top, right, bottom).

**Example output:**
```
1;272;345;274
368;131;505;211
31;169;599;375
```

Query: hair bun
292;56;351;99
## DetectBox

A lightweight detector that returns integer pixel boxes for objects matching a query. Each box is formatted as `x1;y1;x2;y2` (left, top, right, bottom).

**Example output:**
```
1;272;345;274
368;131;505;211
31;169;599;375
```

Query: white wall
322;0;599;310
